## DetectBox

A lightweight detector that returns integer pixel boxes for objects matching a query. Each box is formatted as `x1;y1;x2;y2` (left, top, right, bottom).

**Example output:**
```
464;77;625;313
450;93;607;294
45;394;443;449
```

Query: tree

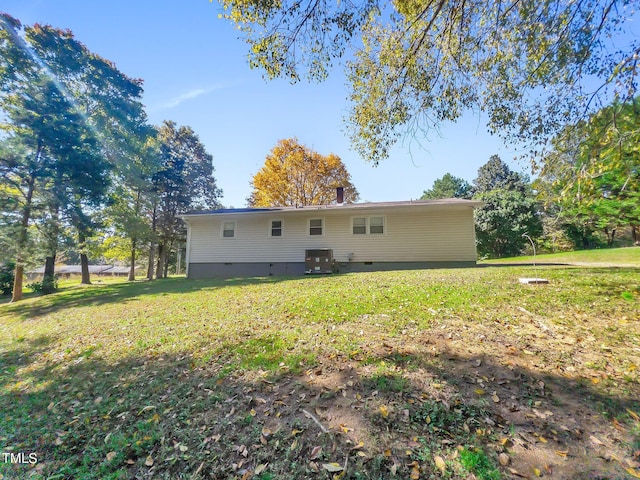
0;14;148;297
216;0;639;164
249;138;359;207
473;156;542;258
421;173;471;200
149;121;222;279
536;98;640;247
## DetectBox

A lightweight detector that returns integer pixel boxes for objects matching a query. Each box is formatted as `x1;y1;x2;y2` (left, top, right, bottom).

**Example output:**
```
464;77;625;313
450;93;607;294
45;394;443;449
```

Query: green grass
482;246;640;266
0;262;638;479
459;448;501;480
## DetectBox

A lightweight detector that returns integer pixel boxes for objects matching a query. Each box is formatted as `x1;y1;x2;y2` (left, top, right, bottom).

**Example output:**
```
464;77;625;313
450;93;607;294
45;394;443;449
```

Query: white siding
186;205;477;264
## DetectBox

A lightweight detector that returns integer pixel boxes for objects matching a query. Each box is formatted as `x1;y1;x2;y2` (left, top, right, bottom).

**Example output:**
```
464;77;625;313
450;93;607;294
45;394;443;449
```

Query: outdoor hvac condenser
305;249;333;274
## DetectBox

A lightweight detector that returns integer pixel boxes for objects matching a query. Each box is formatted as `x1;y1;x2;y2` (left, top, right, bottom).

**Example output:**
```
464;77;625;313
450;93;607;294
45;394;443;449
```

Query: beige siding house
181;199;482;278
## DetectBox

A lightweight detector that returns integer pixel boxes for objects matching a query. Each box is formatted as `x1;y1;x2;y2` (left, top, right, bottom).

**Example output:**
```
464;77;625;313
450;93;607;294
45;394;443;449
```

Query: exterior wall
185;205;477;278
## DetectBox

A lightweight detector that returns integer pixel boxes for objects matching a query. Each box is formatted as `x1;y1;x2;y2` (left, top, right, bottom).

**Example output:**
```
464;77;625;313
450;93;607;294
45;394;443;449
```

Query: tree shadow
1;275;310;321
1;324;639;480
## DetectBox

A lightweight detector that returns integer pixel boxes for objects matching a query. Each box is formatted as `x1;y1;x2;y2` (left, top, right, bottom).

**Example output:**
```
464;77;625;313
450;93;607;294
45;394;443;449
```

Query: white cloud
152;84;223;111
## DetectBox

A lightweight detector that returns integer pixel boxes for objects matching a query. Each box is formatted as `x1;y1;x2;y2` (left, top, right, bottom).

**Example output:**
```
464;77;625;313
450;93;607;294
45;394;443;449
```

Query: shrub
0;262;15;296
27;277;58;294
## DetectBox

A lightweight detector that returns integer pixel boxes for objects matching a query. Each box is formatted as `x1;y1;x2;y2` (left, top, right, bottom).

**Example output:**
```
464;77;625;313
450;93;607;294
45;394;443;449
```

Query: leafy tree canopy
473;155;542;258
421;173;472;199
535;97;640;245
248;138;359;207
214;0;639;164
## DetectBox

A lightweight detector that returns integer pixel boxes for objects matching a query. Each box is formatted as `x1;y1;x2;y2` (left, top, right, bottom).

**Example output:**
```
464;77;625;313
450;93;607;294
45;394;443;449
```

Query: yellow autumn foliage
248;138;359;207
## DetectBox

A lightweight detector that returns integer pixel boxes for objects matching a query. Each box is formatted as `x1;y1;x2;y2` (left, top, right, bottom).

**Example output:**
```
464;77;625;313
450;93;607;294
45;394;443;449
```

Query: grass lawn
482;246;640;267
1;262;639;479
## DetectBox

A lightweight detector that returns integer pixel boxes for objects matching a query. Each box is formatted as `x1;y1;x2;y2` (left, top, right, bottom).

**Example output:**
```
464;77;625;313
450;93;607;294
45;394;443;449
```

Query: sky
2;0;531;207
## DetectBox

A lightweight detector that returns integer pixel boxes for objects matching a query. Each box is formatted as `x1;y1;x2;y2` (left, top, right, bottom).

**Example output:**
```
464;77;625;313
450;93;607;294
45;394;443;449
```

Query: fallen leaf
410;466;420;479
249;409;257;416
554;450;568;458
322;463;343;473
538;436;548;444
626;468;640;479
498;453;510;466
310;446;323;460
138;405;155;415
379;405;389;418
590;435;605;446
254;464;267;475
145;455;153;466
434;455;446;472
384;449;392;457
492;393;500;403
106;451;117;461
179;445;188;452
291;429;304;436
474;389;486;395
533;467;541;477
628;409;640;422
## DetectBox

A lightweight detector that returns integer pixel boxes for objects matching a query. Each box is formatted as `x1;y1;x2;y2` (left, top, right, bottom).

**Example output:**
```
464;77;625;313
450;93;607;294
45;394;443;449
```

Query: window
222;221;235;238
370;216;384;234
271;220;282;237
309;218;323;236
352;217;366;235
351;216;385;235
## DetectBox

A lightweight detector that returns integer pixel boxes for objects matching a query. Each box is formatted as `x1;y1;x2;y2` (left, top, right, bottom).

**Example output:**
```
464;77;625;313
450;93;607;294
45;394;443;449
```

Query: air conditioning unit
305;249;333;274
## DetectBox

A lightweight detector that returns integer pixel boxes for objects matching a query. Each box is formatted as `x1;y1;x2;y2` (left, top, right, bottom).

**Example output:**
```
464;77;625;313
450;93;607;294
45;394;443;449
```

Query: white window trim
221;220;236;238
350;215;386;235
269;218;284;237
308;217;325;237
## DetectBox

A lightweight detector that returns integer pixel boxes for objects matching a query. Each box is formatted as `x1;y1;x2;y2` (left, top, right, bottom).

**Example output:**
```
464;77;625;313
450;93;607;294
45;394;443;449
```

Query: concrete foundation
187;261;476;279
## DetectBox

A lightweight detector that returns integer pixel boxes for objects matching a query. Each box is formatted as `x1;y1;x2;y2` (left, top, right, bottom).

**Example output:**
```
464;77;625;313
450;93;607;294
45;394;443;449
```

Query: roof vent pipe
336;187;344;204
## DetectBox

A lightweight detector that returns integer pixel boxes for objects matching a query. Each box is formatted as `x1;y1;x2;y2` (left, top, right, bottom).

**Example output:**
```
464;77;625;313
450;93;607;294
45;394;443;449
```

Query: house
180;198;482;279
27;264;136;279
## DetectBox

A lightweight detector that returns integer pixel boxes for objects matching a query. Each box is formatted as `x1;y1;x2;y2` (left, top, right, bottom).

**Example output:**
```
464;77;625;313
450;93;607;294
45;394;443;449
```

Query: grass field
483;246;640;267
1;257;639;479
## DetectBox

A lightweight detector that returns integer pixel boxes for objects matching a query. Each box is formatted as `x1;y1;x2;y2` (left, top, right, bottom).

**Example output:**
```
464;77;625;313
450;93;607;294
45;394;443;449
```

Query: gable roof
181;198;482;219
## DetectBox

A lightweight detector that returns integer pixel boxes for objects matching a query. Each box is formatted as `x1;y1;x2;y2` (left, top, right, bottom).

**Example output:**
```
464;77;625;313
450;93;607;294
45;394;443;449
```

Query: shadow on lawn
1;275;310;321
1;331;638;479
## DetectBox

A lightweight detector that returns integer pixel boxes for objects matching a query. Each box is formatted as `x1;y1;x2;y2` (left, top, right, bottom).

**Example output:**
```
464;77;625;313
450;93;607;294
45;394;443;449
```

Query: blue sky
3;0;528;207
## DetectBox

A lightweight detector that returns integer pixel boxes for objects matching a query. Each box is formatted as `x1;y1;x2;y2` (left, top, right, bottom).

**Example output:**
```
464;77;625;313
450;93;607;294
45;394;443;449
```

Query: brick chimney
336;187;344;204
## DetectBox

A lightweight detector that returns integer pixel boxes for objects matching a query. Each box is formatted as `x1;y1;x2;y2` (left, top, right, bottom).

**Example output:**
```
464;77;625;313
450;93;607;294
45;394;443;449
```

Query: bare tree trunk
156;242;165;279
128;238;136;281
43;255;56;293
42;204;60;294
79;230;91;285
11;174;36;303
147;204;157;280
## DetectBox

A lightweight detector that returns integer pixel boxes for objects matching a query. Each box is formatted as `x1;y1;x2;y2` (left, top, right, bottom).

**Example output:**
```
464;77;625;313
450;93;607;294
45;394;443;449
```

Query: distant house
27;265;134;279
180;198;482;279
